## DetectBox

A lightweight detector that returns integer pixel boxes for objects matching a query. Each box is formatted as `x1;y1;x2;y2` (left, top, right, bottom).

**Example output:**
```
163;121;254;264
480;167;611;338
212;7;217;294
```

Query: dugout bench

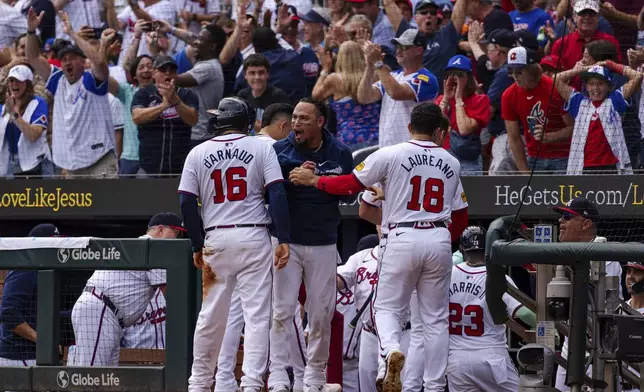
0;238;195;392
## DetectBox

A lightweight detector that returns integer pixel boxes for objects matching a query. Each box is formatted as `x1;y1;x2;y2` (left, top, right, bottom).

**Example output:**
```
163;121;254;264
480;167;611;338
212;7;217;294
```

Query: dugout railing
0;238;195;392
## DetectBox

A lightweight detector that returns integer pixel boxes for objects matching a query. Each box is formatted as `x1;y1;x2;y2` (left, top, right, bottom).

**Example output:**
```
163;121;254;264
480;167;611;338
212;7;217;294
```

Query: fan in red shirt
437;55;490;175
549;0;622;71
502;47;573;174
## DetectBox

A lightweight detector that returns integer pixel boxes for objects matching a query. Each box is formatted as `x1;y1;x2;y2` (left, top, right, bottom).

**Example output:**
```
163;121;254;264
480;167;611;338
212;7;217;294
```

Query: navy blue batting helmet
207;97;255;136
460;226;486;253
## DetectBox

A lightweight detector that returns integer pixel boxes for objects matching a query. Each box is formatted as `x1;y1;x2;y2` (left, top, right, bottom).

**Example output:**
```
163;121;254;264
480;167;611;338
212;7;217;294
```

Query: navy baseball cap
153;55;178;69
148;212;187;232
514;29;539;51
445;54;472;72
415;0;439;12
299;9;330;26
357;234;380;252
484;29;517;48
57;45;86;59
29;223;61;237
553;197;600;222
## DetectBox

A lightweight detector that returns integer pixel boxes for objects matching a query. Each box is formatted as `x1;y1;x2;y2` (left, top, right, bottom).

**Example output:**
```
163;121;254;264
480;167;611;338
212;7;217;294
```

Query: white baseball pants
269;240;339;388
215;293;305;392
343;357;359;392
189;227;273;392
360;328;411;392
373;227;452;392
402;291;424;392
447;348;519;392
70;292;123;366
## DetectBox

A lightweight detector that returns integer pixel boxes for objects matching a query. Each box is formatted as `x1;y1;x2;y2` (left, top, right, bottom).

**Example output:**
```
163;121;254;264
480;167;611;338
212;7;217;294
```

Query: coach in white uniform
26;8;117;178
121;287;167;349
290;103;469;392
69;213;185;366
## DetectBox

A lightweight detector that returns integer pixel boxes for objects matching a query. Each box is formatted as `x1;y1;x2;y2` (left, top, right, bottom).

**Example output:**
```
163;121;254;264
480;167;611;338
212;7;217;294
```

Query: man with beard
173;23;226;147
26;8;117;177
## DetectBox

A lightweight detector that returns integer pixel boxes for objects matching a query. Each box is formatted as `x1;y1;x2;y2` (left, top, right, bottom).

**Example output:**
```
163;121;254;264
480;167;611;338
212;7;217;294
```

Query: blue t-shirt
2;97;49;154
174;48;194;74
509;8;553;47
487;65;514;136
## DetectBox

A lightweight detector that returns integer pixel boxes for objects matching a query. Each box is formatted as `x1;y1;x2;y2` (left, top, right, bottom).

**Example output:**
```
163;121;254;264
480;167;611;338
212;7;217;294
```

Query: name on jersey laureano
495;182;644;209
56;370;120;389
0;187;92;211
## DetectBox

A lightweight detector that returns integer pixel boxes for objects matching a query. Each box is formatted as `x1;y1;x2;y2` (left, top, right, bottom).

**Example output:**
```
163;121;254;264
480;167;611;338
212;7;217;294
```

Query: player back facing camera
207;97;255;136
460;226;486;260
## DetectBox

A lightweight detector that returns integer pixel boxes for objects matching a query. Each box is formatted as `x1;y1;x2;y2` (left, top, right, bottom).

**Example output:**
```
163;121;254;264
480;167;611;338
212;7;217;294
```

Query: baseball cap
483;10;514;37
507;46;540;68
29;223;61;237
552;197;600;222
574;0;599;14
299;9;330;26
625;261;644;272
153;55;178;69
395;0;414;11
514;29;539;51
484;29;517;48
540;54;564;70
444;54;472;72
57;45;86;59
43;38;55;52
148;212;187;232
415;0;439;13
391;29;427;47
356;234;380;252
580;65;612;84
8;65;34;82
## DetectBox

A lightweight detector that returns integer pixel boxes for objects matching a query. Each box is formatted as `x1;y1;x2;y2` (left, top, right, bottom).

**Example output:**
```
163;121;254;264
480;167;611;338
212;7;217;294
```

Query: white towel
0;237;93;250
566;90;632;175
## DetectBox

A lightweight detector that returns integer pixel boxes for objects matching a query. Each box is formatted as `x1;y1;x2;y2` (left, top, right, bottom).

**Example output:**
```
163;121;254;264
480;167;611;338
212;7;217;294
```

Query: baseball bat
349;290;374;329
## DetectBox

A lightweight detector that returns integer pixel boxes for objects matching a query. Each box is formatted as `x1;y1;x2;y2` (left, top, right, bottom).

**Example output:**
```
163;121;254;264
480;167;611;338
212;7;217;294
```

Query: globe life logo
56;370;121;387
57;247;121;263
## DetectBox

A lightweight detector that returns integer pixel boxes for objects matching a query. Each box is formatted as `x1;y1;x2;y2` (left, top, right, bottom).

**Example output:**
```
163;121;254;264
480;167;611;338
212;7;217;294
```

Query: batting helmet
207;97;255;136
460;226;486;253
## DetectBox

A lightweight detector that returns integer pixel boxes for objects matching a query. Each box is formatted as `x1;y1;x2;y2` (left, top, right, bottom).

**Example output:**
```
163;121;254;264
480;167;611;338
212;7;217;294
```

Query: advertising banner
1;176;643;219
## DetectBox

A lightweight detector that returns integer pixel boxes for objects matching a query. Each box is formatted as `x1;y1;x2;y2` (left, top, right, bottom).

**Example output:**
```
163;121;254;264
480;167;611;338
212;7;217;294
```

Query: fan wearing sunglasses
551;196;623;392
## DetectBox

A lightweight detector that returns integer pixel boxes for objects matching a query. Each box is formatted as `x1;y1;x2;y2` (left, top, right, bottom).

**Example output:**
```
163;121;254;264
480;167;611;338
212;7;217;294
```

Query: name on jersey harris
449;280;485;300
400;153;455;178
203;147;254;168
57;248;121;263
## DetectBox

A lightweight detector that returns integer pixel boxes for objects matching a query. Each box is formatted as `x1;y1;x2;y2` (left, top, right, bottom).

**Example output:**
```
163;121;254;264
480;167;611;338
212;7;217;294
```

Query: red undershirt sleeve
316;174;366;195
449;207;469;242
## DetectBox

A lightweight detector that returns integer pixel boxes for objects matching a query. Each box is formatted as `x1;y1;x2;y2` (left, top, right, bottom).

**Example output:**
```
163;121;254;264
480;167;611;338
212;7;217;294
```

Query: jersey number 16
211;167;248;203
406;176;444;213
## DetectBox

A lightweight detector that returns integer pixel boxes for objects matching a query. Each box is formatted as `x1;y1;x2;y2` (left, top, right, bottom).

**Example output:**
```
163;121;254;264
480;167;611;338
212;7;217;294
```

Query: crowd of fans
0;0;643;177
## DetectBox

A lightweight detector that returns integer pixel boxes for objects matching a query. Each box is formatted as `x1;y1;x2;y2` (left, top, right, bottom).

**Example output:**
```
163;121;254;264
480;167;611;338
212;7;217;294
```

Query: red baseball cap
540;55;564;71
394;0;413;11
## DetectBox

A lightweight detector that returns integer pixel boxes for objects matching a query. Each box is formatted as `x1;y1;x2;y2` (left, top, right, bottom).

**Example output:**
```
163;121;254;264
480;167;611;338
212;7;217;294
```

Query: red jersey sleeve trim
316;174;366;195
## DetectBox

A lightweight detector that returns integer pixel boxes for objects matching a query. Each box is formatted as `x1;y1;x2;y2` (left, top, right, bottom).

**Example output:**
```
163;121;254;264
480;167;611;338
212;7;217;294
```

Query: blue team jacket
0;271;37;360
272;130;354;246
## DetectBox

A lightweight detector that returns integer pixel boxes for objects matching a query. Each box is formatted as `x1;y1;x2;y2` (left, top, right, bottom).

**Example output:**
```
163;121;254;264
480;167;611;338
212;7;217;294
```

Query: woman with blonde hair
312;40;380;150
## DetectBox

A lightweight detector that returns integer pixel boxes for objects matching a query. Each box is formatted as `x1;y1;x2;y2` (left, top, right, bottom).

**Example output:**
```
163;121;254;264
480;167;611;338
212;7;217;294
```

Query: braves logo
337;289;354;306
529;101;545;123
131;306;166;327
510;52;517;61
356;267;378;289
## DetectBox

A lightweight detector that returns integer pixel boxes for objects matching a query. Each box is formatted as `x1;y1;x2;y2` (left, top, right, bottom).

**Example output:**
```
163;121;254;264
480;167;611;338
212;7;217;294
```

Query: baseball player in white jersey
178;97;291;392
121;288;166;349
335;281;360;392
69;213;185;366
447;226;525;392
290;102;470;392
336;234;411;392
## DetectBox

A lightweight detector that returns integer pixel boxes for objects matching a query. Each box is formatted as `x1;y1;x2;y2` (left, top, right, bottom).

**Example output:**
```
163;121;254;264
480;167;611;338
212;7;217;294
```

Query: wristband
604;60;624;75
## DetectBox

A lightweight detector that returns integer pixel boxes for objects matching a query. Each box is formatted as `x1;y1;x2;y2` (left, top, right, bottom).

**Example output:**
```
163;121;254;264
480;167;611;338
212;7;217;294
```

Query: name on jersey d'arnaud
400;153;455;178
203;148;254;168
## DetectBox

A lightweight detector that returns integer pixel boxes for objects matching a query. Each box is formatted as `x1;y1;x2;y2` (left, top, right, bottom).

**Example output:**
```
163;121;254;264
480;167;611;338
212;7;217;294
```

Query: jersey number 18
406;176;444;213
211;167;248;203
